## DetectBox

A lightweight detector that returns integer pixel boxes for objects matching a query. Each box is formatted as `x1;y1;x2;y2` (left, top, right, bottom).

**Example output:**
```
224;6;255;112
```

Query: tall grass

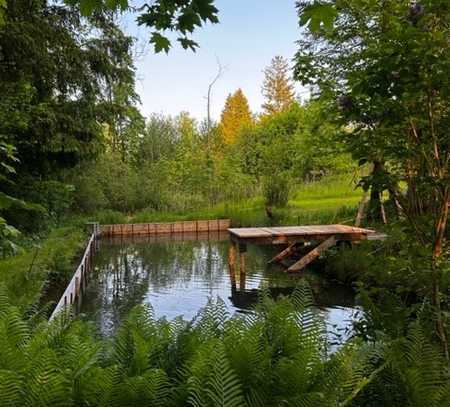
129;174;361;226
0;227;86;309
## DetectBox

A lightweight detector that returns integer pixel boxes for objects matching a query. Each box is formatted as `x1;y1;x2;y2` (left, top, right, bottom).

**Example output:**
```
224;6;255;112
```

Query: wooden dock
228;224;375;273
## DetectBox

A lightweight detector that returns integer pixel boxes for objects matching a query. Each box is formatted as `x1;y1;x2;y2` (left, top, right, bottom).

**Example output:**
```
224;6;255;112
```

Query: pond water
80;232;362;345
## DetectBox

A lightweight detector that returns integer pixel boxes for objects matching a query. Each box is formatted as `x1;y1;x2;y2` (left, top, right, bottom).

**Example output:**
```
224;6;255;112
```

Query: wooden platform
227;224;375;273
228;224;374;245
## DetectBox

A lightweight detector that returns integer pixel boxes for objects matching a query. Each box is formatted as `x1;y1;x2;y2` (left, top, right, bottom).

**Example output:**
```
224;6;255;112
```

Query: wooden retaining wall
101;219;231;236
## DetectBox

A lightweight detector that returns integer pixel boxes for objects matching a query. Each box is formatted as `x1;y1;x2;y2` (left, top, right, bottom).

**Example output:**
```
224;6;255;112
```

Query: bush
263;173;290;208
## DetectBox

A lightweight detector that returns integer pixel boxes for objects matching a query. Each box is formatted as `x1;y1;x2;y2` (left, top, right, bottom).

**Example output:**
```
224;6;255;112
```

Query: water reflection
80;232;362;343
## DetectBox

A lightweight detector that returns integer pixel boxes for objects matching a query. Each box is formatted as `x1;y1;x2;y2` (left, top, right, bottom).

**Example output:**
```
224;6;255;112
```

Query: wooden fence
49;224;100;321
101;219;231;236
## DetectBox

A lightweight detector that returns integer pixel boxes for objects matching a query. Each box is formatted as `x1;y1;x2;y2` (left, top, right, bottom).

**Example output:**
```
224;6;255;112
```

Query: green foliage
0;227;85;309
263;173;290;208
298;2;338;33
296;0;450;236
0;0;143;233
235;101;352;184
0;284;448;406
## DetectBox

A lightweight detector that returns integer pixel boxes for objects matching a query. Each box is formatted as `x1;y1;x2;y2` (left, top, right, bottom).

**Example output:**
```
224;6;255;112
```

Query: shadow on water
79;232;362;345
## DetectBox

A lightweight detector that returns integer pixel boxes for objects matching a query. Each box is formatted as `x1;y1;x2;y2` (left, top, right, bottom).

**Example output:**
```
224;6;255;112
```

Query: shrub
262;173;290;208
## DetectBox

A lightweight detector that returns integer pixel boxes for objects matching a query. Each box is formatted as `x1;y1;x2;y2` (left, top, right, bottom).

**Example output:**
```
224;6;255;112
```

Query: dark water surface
80;232;362;344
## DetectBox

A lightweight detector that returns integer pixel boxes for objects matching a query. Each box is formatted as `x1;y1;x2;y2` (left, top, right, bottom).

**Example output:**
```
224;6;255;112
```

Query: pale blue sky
122;0;303;121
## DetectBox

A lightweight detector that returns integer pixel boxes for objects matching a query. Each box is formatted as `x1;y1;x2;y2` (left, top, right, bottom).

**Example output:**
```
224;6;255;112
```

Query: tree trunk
432;186;449;360
367;160;387;223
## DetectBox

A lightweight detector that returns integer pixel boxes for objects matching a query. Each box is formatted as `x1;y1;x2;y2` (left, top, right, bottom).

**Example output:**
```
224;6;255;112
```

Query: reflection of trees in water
83;237;357;336
85;240;230;333
85;244;152;334
135;240;228;291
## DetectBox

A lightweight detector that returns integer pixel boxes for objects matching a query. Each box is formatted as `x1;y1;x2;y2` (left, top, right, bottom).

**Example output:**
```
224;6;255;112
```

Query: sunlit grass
128;174;362;227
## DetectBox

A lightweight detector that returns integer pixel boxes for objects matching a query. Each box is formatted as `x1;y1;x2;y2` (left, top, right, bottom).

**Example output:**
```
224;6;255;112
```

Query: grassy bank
89;174;362;227
0;226;86;309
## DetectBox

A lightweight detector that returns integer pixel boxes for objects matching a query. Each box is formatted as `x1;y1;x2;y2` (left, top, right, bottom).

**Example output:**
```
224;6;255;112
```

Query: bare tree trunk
206;58;224;132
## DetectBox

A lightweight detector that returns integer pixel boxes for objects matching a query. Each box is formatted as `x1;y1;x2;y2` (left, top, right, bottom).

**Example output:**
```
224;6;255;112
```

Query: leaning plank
268;243;299;264
287;235;337;273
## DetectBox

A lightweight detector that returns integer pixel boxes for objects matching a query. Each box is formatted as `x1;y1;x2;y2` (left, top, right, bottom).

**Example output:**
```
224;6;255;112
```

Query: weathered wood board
101;219;231;236
228;224;374;245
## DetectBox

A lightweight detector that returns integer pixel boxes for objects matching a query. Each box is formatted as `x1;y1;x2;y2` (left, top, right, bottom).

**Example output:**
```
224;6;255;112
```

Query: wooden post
228;242;237;273
239;243;247;274
75;277;80;297
239;263;246;291
228;242;237;291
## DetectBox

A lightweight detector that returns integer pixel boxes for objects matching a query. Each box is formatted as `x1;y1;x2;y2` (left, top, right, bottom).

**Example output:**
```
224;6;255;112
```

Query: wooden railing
49;223;100;321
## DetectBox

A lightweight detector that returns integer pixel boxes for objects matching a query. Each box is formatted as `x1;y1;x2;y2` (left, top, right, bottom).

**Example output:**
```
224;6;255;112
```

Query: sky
121;0;303;122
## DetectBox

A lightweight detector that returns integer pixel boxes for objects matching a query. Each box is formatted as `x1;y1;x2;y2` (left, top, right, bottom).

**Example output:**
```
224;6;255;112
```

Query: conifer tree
219;89;252;144
262;56;295;114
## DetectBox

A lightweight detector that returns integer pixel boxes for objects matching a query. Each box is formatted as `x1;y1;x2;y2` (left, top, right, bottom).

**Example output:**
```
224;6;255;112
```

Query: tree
219;89;253;144
296;0;450;358
92;18;145;162
261;55;296;115
0;0;141;228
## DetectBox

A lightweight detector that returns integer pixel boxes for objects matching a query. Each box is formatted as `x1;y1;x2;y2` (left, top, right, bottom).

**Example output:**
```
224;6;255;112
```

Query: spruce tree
219;89;252;144
261;56;295;114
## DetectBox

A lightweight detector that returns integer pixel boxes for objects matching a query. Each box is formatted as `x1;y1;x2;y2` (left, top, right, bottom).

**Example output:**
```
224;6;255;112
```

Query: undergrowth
0;283;448;407
0;227;86;310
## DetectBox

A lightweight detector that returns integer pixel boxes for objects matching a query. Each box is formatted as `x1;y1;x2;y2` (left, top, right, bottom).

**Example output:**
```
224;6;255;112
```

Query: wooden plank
228;224;374;241
183;221;197;232
208;219;219;231
197;220;209;232
173;222;183;233
228;228;273;238
156;223;171;234
133;224;148;234
268;243;299;264
219;219;231;230
287;235;337;273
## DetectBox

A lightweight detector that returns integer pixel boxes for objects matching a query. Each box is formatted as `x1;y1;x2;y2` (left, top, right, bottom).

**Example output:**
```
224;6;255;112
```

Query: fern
0;283;448;407
187;342;245;407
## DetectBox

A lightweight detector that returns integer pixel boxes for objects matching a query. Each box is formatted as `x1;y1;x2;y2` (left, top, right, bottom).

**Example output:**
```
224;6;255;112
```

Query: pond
80;232;362;346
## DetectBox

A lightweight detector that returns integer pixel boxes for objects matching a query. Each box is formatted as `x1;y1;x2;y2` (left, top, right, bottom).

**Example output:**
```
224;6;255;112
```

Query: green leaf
299;3;338;33
79;0;98;16
150;32;171;53
178;37;198;52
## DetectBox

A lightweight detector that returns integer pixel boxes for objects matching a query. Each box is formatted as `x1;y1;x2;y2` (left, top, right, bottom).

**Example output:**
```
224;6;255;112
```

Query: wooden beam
268;242;299;264
287;236;337;273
